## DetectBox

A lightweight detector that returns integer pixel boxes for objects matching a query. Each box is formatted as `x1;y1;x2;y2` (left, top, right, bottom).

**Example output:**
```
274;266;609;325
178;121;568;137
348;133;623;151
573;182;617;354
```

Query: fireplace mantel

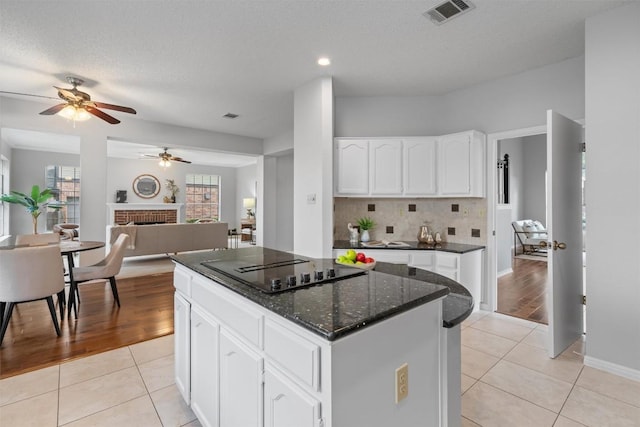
107;203;183;224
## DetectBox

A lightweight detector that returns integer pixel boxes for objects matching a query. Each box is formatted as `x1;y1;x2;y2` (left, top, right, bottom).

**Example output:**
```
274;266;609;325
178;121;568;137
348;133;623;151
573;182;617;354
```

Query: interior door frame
485;119;585;314
485;125;547;312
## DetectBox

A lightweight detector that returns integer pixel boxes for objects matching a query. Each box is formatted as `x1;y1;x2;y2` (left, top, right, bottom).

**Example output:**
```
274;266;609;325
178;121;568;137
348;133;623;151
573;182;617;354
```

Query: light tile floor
2;311;639;426
461;311;640;427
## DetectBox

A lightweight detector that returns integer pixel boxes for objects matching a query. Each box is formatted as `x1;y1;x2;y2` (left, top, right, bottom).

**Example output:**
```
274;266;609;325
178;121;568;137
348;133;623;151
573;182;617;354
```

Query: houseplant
165;179;179;203
357;216;375;242
0;185;59;234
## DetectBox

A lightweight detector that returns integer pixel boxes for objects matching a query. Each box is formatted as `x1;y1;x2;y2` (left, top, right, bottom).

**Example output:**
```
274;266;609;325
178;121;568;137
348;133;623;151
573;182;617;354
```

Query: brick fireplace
107;203;183;225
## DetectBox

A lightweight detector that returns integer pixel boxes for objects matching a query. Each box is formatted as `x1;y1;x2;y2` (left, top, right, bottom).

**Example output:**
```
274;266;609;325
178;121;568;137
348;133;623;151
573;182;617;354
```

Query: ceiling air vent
223;112;239;119
423;0;475;25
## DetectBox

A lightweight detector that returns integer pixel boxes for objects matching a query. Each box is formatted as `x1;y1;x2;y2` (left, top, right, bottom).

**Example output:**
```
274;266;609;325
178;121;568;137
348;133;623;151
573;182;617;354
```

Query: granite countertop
334;240;485;254
171;248;449;341
372;262;474;327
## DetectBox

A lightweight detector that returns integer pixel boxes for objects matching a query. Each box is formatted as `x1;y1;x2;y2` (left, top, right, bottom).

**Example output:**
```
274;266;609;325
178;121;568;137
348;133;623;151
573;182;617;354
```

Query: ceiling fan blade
85;106;120;124
173;157;192;164
93;102;137;114
39;103;68;115
54;86;80;102
142;154;159;158
0;91;59;101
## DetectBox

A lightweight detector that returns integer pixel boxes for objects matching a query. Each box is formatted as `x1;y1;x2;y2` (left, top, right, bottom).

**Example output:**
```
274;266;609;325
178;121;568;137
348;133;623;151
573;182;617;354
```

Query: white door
264;367;321;427
191;307;219;427
546;110;584;358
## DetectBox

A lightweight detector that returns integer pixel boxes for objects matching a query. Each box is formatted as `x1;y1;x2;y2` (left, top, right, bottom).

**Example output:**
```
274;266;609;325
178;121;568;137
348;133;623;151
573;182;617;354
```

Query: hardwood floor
0;272;174;379
497;258;548;324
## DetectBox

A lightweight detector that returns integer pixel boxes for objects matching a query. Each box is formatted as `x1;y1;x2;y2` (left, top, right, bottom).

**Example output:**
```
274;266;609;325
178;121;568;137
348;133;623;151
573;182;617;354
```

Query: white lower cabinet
190;307;219;427
219;330;263;427
408;250;484;310
264;366;321;427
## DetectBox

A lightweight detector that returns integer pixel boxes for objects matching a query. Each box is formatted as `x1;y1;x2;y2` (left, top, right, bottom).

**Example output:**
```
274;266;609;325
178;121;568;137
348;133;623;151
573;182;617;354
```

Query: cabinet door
219;330;263;427
174;293;191;404
264;367;321;427
191;307;220;427
404;138;437;195
335;139;369;195
436;253;460;281
439;133;471;195
370;139;403;195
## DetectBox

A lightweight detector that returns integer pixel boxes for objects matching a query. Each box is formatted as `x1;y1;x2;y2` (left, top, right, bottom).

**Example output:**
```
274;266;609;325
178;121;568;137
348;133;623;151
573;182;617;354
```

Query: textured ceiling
0;0;628;140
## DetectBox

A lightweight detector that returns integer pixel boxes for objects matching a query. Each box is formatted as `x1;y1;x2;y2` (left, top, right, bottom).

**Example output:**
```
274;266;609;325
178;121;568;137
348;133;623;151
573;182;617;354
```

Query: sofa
511;219;548;256
106;222;228;257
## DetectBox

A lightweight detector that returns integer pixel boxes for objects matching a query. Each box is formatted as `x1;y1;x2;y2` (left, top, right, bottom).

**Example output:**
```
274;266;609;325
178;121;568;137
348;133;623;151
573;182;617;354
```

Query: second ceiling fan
144;147;192;166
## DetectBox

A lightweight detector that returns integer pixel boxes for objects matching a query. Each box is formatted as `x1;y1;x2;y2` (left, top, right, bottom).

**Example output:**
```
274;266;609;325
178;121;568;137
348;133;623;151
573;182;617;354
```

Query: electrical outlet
395;363;409;403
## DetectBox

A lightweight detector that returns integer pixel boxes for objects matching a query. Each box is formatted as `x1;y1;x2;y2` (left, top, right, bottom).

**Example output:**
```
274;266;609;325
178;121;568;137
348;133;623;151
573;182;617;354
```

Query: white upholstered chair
69;234;129;316
16;233;60;246
0;245;66;345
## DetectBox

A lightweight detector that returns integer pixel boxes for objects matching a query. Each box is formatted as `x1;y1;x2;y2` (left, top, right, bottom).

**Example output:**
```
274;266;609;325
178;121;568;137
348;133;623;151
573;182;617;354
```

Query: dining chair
0;245;66;345
69;234;129;315
15;233;60;245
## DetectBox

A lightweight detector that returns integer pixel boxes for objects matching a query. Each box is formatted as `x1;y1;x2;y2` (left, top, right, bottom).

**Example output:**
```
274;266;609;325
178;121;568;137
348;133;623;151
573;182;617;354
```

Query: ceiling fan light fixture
59;105;90;121
159;158;171;168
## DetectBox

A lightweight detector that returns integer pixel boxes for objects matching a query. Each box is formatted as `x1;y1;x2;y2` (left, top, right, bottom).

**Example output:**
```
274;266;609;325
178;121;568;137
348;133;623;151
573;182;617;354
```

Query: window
185;174;220;221
45;165;81;230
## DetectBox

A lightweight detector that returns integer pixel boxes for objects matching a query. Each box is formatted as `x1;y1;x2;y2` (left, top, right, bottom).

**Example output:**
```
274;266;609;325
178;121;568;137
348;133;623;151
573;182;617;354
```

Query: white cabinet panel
191;307;219;427
335;139;369;195
264;367;321;427
370;139;403;195
404;138;437;195
439;133;471;195
264;320;320;391
409;252;435;270
174;293;191;404
219;330;263;427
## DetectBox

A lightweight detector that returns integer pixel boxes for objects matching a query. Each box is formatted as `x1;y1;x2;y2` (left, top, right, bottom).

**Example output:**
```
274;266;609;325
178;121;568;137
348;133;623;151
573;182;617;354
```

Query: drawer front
264;319;320;391
409;252;435;269
192;275;263;349
436;253;459;269
174;265;192;296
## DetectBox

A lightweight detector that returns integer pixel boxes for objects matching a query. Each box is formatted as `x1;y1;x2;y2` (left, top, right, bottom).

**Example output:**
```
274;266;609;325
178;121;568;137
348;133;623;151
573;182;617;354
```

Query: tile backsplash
334;197;487;245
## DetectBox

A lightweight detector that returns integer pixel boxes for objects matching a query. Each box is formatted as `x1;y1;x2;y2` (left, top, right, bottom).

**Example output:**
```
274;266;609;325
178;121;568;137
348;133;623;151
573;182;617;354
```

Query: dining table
0;237;105;319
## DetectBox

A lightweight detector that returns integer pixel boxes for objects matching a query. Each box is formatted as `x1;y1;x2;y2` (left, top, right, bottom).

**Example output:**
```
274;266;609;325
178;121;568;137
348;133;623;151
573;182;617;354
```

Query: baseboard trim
497;268;513;278
584;355;640;382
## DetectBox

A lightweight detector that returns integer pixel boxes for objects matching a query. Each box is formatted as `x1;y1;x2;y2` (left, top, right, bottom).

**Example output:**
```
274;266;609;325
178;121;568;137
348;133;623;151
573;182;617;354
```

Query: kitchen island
171;247;464;427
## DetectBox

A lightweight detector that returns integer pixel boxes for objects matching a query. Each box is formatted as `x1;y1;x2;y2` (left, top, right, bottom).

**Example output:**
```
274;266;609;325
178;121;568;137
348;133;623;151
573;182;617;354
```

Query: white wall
107;157;239;225
521;134;547;225
6;147;80;234
585;2;640;376
275;152;294;251
235;163;257;229
293;77;334;258
335;56;585;137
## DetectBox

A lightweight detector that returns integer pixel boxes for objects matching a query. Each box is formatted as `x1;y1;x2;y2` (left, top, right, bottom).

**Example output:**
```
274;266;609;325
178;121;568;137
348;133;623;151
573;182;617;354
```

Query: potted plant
165;179;179;203
357;216;375;242
0;185;60;234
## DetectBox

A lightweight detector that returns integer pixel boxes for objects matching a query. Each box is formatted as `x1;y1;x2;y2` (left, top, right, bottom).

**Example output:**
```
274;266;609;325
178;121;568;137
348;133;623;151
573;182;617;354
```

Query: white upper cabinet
335;139;369;195
334;131;485;198
438;130;485;197
404;137;437;196
370;139;403;195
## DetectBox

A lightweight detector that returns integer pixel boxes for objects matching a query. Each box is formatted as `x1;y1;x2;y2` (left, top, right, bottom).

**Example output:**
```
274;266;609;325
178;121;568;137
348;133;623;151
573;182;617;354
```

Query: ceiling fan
0;76;136;124
144;147;192;166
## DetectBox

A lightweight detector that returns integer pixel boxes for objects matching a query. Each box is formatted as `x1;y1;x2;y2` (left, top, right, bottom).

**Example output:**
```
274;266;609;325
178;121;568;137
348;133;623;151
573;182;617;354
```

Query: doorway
495;133;548;324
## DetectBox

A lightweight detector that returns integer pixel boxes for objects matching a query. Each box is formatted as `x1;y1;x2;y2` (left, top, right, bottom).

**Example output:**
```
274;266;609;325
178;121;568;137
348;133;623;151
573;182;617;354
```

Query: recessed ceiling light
317;57;331;66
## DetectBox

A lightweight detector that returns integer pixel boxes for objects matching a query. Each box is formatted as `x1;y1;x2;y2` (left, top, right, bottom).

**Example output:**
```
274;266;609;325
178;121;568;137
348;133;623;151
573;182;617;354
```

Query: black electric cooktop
201;247;365;294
